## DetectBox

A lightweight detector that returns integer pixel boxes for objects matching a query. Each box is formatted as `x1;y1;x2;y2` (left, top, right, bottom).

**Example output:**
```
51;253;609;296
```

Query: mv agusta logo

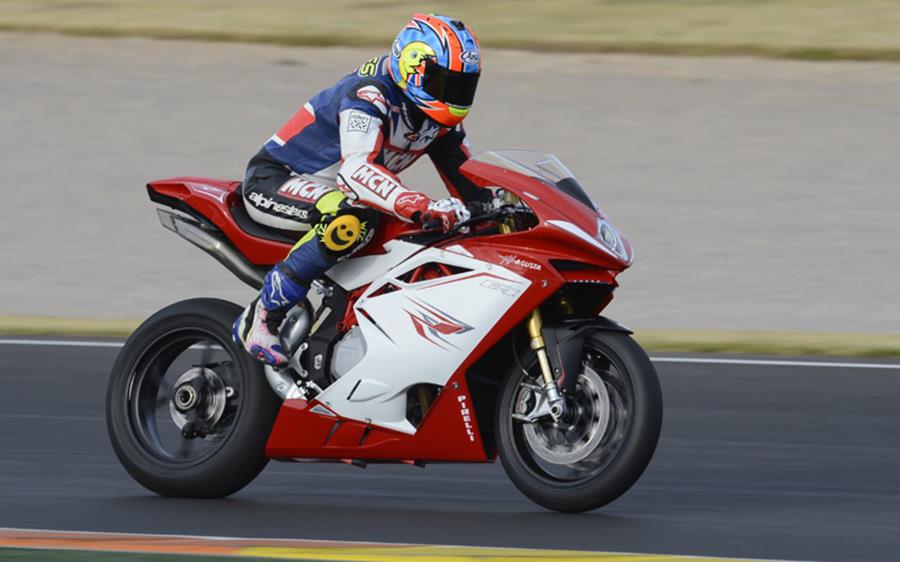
404;298;473;350
498;254;542;271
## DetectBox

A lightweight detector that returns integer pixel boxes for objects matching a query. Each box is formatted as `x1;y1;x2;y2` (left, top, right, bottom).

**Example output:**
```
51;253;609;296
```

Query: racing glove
394;192;470;233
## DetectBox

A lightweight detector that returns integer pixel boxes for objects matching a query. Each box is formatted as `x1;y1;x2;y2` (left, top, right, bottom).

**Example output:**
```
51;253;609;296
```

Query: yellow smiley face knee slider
321;214;362;252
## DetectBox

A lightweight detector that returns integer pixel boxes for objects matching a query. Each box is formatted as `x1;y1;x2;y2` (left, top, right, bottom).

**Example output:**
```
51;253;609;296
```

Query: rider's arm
334;85;431;223
427;125;492;204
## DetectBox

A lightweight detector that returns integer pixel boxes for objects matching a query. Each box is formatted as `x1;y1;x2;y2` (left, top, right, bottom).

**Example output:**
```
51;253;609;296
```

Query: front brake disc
522;365;611;465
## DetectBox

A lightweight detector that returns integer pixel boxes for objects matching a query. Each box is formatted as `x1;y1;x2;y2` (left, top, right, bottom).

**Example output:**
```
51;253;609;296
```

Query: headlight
547;219;633;265
596;219;629;262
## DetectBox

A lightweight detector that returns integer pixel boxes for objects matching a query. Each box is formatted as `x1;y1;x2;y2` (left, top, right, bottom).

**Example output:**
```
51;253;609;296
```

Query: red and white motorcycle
106;150;662;512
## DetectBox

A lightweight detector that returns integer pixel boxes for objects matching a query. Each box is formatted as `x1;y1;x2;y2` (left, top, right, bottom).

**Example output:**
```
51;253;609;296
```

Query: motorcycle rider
234;13;487;366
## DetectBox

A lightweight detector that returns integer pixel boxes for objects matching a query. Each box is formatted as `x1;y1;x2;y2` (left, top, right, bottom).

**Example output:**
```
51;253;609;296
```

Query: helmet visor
422;59;480;107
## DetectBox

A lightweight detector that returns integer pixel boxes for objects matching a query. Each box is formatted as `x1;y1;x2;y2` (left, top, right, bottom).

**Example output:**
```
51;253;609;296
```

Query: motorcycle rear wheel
496;330;662;512
106;298;281;498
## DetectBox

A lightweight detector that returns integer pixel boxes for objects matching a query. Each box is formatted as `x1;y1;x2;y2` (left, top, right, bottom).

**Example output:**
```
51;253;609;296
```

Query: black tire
106;298;281;498
496;330;662;512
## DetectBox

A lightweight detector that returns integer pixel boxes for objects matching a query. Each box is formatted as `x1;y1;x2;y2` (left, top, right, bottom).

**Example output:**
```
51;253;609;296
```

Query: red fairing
459;160;632;272
352;214;431;258
146;178;448;264
461;161;596;232
262;240;574;462
265;369;489;462
147;177;294;266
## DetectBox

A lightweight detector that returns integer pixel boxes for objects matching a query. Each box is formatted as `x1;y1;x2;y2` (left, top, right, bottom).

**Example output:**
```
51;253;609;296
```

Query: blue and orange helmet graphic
388;13;481;127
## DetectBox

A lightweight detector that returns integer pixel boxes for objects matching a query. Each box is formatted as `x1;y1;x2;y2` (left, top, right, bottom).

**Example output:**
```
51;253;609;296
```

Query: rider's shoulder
350;55;390;80
337;56;397;116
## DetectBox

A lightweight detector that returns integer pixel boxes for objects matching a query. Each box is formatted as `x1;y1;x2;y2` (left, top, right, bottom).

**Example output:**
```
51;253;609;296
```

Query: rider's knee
315;206;379;261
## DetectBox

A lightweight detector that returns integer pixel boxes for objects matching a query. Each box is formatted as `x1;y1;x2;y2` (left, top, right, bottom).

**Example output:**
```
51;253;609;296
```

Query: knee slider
318;208;377;258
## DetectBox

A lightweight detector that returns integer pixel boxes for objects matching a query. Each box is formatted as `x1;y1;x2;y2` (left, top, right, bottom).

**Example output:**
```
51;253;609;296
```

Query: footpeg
264;365;308;400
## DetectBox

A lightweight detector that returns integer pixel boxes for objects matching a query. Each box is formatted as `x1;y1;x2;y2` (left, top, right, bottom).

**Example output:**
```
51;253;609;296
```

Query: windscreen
468;150;596;212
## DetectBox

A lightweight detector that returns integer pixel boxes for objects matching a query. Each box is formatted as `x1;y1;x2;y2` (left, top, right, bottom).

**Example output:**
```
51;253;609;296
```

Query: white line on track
650;357;900;370
1;338;899;370
0;339;124;348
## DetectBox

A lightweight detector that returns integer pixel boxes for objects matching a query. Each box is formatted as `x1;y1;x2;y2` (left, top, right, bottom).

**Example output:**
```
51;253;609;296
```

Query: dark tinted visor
422;59;480;107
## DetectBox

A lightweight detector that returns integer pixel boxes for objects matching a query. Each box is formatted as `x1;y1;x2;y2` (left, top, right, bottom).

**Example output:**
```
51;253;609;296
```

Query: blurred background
1;1;899;346
2;3;900;562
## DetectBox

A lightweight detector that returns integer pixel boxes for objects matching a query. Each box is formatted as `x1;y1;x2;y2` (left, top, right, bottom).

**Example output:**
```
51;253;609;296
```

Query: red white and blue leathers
243;54;486;232
234;54;484;366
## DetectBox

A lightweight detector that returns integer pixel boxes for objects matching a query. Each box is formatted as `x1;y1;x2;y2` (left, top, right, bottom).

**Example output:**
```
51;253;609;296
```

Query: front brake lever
452;203;524;232
452;208;502;231
421;218;443;231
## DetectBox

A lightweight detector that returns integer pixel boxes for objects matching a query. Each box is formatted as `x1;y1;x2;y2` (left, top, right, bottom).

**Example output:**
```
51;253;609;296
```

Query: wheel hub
522;364;611;465
174;385;199;411
168;367;227;433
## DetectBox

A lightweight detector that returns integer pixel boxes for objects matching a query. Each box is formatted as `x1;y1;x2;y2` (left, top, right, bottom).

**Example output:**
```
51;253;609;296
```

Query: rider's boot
233;267;308;367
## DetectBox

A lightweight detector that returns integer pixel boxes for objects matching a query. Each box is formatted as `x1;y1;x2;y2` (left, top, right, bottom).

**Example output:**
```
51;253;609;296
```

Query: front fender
542;316;633;394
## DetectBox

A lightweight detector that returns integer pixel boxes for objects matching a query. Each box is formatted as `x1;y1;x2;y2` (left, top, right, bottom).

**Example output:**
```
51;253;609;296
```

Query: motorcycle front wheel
496;330;662;512
106;298;281;498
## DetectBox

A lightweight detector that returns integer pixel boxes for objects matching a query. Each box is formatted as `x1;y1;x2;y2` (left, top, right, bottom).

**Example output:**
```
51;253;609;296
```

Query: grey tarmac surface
1;340;899;562
2;33;900;332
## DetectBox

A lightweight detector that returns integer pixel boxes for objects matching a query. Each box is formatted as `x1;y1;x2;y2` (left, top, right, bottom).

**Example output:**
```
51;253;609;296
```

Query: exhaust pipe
158;209;314;402
157;209;266;290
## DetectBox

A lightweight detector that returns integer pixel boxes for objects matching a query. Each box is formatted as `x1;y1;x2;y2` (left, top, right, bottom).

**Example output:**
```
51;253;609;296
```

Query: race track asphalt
1;340;898;562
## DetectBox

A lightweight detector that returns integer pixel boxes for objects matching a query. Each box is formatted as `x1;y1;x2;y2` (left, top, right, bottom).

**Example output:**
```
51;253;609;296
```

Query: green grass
1;316;898;358
636;331;900;358
0;549;280;562
0;316;140;337
4;0;900;61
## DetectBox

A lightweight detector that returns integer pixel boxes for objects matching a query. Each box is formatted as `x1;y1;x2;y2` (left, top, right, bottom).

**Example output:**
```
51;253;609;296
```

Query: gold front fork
526;308;565;419
499;192;565;419
498;190;519;235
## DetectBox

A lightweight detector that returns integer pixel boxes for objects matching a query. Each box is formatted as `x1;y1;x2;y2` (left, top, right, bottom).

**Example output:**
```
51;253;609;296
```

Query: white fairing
316;247;530;433
327;240;424;290
330;326;366;379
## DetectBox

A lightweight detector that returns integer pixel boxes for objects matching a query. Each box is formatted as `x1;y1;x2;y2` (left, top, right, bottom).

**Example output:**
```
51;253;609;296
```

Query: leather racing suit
236;54;488;364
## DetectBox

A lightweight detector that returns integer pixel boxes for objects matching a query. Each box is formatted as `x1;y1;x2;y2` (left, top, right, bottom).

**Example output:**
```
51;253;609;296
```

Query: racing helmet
388;13;481;127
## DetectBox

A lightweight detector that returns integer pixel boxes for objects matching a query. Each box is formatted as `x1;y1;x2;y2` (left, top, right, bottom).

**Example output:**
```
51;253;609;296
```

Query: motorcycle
106;150;662;513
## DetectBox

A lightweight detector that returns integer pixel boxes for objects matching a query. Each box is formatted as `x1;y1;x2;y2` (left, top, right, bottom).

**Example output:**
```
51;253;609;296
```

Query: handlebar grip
421;218;443;231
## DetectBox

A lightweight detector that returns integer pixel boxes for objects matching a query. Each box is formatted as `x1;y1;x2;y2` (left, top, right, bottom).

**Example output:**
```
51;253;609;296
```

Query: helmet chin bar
422;103;471;128
448;105;471;118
